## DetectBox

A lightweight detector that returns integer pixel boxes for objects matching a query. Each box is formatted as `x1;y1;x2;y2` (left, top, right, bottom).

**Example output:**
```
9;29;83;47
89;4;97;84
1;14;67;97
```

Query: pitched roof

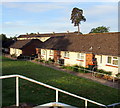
10;39;43;49
2;40;15;48
39;32;120;56
17;32;78;38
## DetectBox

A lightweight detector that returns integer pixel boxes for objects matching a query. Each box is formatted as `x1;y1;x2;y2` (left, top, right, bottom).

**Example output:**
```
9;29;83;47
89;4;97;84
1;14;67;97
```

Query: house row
9;32;76;56
36;32;120;75
9;32;120;75
10;39;43;57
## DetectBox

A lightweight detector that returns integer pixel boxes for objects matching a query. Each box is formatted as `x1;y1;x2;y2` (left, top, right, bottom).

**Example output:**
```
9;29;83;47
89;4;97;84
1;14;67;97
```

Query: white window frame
64;51;69;58
107;56;118;66
49;50;53;55
41;49;46;55
77;53;84;60
100;55;102;64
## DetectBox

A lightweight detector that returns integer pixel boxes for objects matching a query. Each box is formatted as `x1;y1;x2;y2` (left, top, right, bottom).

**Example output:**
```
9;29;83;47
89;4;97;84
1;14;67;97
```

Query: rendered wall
40;49;119;74
10;48;22;57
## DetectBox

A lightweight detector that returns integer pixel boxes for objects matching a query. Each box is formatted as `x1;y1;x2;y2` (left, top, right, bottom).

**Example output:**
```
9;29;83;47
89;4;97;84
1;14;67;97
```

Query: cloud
2;2;68;13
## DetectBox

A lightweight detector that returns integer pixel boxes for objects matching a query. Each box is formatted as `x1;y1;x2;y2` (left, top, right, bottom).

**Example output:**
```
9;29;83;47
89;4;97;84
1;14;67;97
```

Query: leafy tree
70;7;86;33
29;33;36;35
0;34;8;44
10;36;17;41
89;26;110;33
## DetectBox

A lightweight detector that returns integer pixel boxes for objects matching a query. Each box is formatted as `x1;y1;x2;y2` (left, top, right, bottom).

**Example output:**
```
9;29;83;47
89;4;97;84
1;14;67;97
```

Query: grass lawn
2;57;120;107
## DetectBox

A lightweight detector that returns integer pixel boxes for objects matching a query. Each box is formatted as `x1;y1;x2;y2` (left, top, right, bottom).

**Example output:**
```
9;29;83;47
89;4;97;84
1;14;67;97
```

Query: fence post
16;76;19;106
85;100;88;108
56;90;58;102
113;77;115;83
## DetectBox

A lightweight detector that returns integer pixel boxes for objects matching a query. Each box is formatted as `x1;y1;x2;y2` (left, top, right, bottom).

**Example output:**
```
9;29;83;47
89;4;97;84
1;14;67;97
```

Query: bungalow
36;32;120;75
10;39;43;57
2;40;15;54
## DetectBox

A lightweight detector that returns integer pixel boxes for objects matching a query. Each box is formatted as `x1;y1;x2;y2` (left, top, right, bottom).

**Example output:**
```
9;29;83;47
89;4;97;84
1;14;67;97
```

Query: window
107;56;118;66
64;52;69;58
107;57;112;64
113;57;118;65
77;53;84;60
49;50;53;55
100;55;102;63
42;49;46;55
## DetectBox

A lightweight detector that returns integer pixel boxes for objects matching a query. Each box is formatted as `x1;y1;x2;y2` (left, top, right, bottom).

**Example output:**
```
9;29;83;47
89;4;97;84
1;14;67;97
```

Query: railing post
85;100;87;108
56;90;58;102
16;76;19;106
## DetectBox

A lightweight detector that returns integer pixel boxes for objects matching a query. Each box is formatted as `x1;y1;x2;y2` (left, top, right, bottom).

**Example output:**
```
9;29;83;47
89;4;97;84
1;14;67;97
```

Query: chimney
67;31;69;33
37;32;40;34
26;33;29;35
53;32;55;34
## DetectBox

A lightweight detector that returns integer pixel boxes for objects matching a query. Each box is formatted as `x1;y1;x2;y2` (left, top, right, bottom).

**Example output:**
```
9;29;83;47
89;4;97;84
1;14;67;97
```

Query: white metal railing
1;74;120;108
58;64;120;83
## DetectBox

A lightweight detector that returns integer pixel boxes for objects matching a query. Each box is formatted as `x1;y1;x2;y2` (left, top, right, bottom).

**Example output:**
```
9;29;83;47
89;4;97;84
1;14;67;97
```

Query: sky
1;1;119;37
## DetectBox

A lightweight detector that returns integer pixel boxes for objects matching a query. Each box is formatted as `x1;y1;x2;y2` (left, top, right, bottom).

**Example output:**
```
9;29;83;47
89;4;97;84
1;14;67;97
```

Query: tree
70;7;86;33
0;34;8;43
89;26;110;33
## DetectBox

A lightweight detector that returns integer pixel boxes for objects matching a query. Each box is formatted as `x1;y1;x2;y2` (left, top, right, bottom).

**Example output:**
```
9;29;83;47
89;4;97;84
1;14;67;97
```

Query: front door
54;50;61;63
86;53;94;67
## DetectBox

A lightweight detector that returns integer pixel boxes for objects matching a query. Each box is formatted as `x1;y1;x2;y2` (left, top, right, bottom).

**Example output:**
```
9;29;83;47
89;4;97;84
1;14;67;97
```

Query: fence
1;74;120;108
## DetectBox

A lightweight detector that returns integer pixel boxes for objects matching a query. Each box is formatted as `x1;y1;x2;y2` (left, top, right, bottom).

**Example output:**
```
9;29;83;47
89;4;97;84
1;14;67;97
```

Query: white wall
10;48;22;57
41;49;54;60
95;55;119;74
60;51;86;67
40;49;119;74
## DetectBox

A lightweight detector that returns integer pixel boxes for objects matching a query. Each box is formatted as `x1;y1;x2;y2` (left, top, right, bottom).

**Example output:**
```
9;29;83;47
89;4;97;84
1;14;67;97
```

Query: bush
97;69;105;73
48;58;55;63
65;66;73;70
35;58;39;62
95;73;104;78
61;66;66;69
116;73;120;77
11;54;17;58
72;65;79;72
103;71;112;75
97;69;112;75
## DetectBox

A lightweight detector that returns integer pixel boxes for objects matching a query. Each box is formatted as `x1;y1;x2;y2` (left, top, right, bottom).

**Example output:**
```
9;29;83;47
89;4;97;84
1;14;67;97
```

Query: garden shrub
40;59;44;62
97;69;112;75
116;73;120;77
95;73;104;78
11;54;17;58
61;66;66;69
97;69;105;73
73;65;79;72
48;58;55;63
35;58;39;62
66;66;73;70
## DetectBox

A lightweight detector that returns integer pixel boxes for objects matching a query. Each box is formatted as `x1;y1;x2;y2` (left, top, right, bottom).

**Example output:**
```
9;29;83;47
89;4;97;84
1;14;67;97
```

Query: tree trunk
78;24;80;34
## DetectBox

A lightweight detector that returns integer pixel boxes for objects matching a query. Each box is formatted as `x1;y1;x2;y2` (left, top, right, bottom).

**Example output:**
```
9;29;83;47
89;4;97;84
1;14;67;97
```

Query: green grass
2;57;120;107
